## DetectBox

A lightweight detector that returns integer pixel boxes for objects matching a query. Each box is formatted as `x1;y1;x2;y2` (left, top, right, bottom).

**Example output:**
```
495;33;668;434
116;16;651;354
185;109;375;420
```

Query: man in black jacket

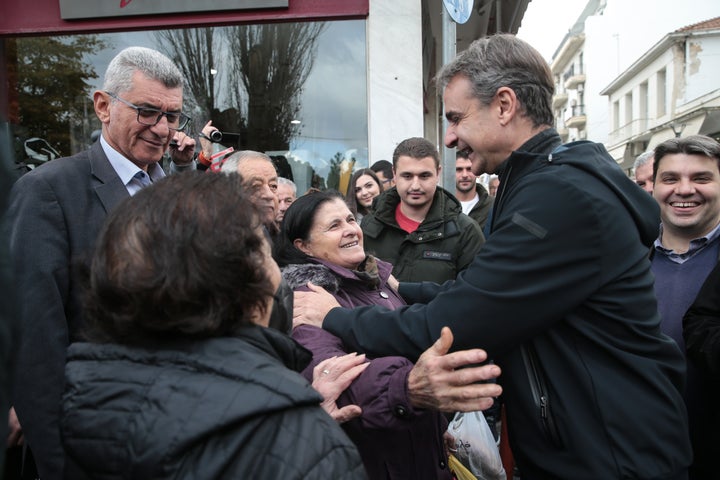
294;34;691;479
455;150;493;230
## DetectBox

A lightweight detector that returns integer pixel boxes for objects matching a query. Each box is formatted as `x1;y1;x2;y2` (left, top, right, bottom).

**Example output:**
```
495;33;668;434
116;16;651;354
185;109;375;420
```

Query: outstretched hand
312;353;369;423
293;282;341;328
408;327;502;412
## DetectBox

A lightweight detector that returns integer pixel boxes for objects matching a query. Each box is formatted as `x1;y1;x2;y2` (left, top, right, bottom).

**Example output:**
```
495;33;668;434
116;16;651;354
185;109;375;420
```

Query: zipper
521;343;563;447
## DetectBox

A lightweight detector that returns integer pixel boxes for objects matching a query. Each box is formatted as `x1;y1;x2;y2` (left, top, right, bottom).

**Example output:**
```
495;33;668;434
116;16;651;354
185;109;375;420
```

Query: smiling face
443;75;510;176
355;174;382;208
294;198;366;270
95;71;183;171
653;153;720;241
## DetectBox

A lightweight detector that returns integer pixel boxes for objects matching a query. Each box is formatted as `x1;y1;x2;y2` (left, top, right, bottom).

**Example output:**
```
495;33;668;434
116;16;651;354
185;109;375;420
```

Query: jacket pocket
521;344;563;448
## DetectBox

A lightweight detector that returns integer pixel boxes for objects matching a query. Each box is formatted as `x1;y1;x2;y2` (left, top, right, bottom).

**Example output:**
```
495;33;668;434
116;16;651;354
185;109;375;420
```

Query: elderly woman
275;190;452;480
61;173;365;480
345;168;384;223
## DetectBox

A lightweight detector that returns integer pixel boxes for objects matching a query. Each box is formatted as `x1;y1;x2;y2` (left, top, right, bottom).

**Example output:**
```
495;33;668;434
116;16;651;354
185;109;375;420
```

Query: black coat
62;326;366;479
323;129;691;479
683;260;720;477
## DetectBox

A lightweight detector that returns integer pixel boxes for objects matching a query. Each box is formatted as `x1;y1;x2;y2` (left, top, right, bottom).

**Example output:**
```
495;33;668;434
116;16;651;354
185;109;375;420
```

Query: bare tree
155;22;325;152
227;22;326;151
155;27;221;131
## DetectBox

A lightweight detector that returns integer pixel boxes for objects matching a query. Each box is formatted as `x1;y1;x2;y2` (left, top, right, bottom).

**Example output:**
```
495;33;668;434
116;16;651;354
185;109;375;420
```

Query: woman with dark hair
61;172;365;480
276;190;452;480
345;168;383;223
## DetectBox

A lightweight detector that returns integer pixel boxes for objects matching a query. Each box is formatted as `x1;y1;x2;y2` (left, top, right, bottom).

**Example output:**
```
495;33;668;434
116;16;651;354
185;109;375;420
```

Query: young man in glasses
6;46;195;480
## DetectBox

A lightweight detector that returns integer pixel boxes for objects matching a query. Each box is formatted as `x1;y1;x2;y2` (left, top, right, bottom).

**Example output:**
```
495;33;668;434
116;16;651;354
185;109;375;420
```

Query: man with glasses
6;46;195;480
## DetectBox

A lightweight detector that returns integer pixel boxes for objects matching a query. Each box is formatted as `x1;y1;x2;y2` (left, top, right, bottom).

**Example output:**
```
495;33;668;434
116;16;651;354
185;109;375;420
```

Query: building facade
601;17;720;171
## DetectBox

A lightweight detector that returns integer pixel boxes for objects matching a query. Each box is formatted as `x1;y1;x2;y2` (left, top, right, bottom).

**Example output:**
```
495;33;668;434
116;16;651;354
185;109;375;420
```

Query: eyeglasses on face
105;91;190;131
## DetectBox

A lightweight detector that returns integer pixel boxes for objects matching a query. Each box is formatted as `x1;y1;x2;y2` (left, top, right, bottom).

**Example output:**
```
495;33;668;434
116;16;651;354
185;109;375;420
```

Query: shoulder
282;263;340;293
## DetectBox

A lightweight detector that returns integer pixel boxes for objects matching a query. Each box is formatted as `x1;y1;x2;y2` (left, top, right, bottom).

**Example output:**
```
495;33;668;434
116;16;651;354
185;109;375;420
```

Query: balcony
564;73;586;90
556;126;569;142
552;91;568;109
565;104;586;129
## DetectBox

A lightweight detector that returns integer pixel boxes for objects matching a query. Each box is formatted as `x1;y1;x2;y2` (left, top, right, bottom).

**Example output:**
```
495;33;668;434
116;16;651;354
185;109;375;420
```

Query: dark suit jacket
7;141;129;480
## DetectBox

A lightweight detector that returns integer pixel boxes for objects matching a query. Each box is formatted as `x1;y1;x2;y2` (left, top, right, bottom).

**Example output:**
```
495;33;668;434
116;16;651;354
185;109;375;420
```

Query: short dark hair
436;33;554;128
370;160;394;180
84;172;275;345
456;150;470;161
275;190;346;267
345;168;384;216
653;135;720;181
392;137;440;169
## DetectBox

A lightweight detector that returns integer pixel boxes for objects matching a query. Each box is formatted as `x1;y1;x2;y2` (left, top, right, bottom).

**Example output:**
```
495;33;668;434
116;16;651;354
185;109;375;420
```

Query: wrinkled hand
168;131;196;165
293;282;341;328
7;406;23;447
408;327;502;412
313;353;369;423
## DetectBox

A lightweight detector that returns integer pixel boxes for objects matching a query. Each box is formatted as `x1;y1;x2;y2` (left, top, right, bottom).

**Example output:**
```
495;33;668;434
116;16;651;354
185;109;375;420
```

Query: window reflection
5;20;368;192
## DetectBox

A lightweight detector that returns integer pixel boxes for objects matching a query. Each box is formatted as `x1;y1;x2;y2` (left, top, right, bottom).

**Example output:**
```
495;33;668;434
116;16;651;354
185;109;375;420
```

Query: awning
648;113;707;149
606;143;628;164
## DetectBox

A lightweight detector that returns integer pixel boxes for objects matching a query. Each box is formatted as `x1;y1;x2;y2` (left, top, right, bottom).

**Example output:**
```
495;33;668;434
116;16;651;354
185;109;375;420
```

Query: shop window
4;20;368;193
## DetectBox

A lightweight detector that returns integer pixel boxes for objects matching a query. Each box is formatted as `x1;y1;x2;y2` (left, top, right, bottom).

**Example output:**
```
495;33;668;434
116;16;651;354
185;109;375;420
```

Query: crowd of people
3;32;720;480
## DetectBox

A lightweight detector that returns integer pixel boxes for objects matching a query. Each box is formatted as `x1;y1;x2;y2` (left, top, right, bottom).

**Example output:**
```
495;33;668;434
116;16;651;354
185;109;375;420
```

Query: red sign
58;0;289;21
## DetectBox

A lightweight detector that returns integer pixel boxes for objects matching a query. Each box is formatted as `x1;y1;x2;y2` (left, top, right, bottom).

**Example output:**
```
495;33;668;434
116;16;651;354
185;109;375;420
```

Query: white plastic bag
447;411;505;480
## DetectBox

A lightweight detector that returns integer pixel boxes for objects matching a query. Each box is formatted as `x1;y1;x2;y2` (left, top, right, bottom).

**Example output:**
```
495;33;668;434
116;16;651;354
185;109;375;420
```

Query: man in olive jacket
295;35;691;479
361;137;485;284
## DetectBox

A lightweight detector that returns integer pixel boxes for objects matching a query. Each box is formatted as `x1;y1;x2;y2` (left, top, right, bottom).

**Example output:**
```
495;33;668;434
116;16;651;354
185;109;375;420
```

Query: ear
495;87;518;126
293;238;313;257
94;90;111;125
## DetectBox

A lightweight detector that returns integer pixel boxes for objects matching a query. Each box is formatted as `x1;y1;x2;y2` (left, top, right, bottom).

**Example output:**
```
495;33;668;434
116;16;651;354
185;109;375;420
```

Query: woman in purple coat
275;190;452;480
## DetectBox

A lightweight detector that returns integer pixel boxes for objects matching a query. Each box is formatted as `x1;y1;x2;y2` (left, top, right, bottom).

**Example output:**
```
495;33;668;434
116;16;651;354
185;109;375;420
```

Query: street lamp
670;121;686;138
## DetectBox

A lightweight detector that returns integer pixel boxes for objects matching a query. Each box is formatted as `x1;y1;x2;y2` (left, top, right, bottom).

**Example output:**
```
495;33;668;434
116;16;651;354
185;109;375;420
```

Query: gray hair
103;46;184;95
220;150;275;174
278;177;297;195
653;135;720;181
436;34;554;128
632;151;654;175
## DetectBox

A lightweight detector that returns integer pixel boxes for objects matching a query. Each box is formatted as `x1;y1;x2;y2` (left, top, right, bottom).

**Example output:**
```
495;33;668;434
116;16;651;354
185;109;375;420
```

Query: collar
654;221;720;264
100;135;165;195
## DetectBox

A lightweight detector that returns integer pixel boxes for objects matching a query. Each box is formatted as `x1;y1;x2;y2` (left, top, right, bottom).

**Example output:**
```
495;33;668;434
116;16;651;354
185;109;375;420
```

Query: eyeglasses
105;91;190;131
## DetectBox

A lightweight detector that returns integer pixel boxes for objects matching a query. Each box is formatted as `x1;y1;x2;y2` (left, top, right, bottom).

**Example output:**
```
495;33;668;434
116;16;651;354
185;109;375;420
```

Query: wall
367;0;424;164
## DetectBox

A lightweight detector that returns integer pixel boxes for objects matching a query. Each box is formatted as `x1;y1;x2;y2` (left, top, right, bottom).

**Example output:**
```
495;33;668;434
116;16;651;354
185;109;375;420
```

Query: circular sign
443;0;474;24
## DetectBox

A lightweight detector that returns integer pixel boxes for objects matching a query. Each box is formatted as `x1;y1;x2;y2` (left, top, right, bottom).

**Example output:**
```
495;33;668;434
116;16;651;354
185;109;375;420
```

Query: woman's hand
312;353;369;423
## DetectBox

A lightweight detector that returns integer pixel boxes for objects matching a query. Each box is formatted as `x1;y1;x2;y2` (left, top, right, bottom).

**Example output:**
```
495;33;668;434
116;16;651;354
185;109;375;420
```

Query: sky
516;0;588;62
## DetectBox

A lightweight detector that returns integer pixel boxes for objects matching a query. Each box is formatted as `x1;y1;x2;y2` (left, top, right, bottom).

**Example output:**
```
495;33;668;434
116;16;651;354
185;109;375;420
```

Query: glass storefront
5;19;368;193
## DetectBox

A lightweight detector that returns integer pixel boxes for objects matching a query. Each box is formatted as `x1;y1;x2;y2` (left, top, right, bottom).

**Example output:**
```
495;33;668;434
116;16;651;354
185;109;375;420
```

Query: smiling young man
650;134;720;479
293;34;691;479
6;47;196;480
359;137;485;284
